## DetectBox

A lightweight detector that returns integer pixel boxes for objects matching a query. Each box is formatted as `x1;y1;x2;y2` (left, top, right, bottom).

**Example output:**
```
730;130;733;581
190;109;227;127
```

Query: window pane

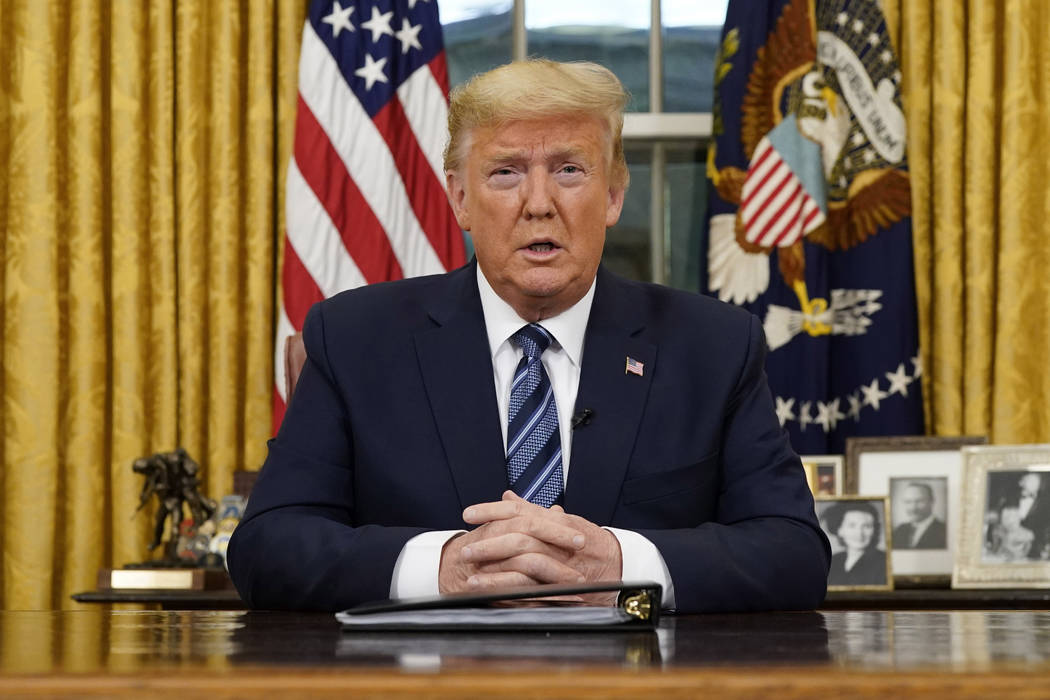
665;144;707;292
604;147;651;282
441;1;514;88
524;1;650;111
662;1;727;112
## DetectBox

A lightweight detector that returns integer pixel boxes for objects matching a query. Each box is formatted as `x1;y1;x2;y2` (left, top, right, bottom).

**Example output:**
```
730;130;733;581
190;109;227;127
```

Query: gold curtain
883;1;1050;443
0;1;308;610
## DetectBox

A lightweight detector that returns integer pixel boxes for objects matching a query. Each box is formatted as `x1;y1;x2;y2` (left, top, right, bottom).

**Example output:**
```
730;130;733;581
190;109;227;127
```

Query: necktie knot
512;323;553;359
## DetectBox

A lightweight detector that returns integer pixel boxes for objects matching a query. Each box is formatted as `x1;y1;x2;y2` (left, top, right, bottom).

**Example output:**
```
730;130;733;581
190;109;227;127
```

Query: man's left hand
461;491;622;602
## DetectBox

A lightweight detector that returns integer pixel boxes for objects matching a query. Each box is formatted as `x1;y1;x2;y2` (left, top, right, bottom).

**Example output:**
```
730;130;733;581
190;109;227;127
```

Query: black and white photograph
816;497;893;591
982;470;1050;563
954;445;1050;589
845;435;985;584
890;477;948;551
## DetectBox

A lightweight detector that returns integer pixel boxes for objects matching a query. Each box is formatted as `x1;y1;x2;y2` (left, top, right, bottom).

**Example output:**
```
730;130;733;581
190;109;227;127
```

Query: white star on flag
395;19;423;54
775;396;796;426
355;53;388;90
815;399;845;433
860;378;888;410
885;363;913;397
798;401;814;431
847;392;862;421
322;1;355;38
361;6;394;43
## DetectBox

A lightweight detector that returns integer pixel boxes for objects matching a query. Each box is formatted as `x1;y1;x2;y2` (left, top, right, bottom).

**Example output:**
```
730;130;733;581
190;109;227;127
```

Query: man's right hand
438;494;589;594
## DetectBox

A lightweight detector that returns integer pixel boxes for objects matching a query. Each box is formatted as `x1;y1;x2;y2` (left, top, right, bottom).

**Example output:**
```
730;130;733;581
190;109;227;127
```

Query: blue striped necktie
506;324;563;507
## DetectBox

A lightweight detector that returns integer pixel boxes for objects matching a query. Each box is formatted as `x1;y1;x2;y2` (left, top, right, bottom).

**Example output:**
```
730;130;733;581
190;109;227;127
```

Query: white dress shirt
389;267;675;607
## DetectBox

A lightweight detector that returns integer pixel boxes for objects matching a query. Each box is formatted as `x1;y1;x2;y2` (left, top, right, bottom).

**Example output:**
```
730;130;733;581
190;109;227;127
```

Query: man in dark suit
227;59;830;613
892;482;947;550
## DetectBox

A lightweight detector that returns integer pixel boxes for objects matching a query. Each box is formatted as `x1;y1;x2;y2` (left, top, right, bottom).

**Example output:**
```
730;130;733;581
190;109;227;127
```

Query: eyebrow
482;146;594;168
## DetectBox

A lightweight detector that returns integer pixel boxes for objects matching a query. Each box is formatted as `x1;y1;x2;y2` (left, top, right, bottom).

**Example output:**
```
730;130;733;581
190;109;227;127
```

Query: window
442;0;727;291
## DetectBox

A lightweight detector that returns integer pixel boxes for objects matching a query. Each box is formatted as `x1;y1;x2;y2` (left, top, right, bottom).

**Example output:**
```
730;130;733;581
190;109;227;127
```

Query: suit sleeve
226;303;429;611
634;313;831;612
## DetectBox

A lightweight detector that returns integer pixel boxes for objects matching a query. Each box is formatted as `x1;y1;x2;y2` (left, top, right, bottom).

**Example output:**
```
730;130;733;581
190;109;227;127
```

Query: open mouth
526;242;558;253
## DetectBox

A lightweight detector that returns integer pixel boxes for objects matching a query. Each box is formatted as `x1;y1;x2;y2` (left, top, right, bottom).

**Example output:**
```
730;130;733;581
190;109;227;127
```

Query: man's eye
561;165;581;174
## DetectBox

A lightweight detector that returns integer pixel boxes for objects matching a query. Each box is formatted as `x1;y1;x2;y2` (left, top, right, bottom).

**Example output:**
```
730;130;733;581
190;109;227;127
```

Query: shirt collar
476;265;594;367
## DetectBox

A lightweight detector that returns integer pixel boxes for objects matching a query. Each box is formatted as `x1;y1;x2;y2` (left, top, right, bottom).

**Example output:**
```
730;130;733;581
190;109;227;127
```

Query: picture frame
815;496;893;591
844;435;987;586
953;444;1050;589
800;455;843;497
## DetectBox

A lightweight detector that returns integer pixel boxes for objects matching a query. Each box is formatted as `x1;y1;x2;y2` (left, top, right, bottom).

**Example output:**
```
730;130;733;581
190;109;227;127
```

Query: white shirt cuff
606;527;676;609
389;530;464;599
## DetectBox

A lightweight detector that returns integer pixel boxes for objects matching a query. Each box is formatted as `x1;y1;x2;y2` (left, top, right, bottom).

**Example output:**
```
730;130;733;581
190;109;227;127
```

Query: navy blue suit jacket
227;263;830;612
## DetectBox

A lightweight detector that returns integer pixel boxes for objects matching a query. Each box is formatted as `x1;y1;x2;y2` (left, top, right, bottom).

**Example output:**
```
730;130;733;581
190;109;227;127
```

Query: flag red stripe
802;205;821;229
742;157;786;212
744;163;791;231
293;94;404;284
281;237;324;330
758;181;803;246
428;52;451;99
373;97;465;271
769;197;805;248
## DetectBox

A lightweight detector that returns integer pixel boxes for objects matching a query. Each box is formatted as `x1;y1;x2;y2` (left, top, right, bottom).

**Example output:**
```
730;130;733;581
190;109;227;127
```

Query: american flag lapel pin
625;356;644;377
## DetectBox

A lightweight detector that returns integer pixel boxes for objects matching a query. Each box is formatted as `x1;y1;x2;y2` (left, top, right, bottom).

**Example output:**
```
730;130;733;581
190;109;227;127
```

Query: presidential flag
705;0;923;453
276;0;466;430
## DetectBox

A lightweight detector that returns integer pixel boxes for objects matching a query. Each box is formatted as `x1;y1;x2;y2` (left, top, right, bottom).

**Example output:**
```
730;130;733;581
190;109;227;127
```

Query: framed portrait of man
955;445;1050;589
845;435;986;586
815;496;893;592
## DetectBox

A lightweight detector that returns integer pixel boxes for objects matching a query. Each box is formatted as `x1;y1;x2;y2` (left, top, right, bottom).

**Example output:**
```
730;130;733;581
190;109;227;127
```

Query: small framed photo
953;444;1050;588
800;455;843;496
815;496;893;591
844;435;986;585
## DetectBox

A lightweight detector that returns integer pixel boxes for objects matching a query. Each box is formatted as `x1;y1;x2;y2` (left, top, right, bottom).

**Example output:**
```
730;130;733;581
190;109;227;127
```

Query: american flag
625;357;644;377
275;0;466;430
740;121;826;249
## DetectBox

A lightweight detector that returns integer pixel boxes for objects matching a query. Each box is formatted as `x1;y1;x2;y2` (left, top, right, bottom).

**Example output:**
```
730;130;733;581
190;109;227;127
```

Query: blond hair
444;59;630;188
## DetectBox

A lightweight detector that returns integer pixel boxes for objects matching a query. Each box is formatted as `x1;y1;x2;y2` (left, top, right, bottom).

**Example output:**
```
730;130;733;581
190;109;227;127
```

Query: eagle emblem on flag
707;0;911;351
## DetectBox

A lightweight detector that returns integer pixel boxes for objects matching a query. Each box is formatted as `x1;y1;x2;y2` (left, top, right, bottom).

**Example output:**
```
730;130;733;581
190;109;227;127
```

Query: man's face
446;115;625;321
901;485;933;523
1020;474;1042;498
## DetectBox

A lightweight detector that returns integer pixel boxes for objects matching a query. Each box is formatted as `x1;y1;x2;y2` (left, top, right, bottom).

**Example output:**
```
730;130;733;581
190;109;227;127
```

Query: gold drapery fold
885;1;1050;443
0;1;308;610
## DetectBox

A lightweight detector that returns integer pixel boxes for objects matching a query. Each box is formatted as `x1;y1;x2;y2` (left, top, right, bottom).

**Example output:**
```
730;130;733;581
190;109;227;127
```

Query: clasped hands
438;490;622;604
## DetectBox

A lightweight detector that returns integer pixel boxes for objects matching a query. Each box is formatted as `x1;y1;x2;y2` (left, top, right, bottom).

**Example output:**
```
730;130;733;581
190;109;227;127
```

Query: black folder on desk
336;580;661;631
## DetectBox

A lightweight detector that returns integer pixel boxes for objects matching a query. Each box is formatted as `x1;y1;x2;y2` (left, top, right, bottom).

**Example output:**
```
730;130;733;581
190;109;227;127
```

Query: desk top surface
2;609;1050;697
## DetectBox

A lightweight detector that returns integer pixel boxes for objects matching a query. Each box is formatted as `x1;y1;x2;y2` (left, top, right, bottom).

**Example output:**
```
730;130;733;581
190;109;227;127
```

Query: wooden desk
1;610;1049;698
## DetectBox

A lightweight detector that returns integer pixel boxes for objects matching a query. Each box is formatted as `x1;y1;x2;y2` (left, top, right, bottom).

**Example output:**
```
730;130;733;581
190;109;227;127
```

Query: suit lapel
415;264;508;510
565;267;656;524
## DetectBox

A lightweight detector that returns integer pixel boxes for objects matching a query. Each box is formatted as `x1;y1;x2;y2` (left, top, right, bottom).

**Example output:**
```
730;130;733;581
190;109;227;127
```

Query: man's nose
522;169;556;219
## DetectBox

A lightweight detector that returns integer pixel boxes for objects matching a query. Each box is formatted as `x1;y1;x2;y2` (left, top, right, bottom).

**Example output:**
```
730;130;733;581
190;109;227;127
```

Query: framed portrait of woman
815;496;893;591
844;435;987;586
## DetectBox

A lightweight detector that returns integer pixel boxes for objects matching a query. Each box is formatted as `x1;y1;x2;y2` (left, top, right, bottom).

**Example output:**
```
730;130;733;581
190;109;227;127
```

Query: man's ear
446;170;471;231
605;184;626;228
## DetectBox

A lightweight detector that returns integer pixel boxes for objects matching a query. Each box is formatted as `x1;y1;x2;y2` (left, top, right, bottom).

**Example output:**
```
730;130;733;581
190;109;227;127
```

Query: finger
462;532;572;564
463;498;527;524
466;571;539;590
550;504;565;513
492;552;588;584
475;512;587;552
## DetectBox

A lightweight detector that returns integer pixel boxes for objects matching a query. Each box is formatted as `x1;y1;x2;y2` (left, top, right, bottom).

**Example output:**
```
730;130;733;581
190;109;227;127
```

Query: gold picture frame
815;495;893;592
800;455;843;497
844;435;987;587
953;444;1050;589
